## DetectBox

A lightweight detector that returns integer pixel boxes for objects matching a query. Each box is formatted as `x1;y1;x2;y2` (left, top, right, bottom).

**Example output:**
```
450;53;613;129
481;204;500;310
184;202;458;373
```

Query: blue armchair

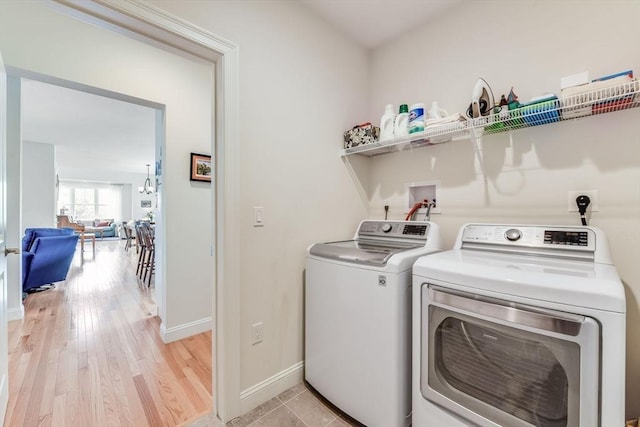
22;228;79;293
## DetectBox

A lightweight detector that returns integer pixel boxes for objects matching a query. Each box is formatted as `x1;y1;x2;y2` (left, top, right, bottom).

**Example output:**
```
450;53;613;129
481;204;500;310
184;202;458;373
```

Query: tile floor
189;382;365;427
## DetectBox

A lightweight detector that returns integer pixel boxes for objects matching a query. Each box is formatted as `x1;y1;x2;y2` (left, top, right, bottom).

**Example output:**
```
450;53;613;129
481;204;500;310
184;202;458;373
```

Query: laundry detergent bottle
379;104;396;142
409;103;425;134
394;104;409;138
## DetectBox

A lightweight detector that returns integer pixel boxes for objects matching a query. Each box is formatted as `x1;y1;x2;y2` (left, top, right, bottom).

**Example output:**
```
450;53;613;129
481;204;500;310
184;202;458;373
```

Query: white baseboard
239;361;304;415
7;304;23;321
159;317;212;343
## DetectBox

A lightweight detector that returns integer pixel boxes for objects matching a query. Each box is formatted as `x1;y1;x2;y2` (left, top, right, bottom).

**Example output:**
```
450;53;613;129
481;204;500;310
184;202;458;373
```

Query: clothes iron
467;78;495;118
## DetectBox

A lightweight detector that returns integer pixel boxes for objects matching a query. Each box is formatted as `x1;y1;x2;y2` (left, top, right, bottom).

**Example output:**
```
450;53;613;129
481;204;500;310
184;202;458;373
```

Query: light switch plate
253;206;264;227
252;322;263;344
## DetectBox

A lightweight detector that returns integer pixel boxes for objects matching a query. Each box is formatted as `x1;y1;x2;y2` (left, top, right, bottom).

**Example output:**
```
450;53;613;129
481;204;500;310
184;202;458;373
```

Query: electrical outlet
567;190;599;212
251;322;264;345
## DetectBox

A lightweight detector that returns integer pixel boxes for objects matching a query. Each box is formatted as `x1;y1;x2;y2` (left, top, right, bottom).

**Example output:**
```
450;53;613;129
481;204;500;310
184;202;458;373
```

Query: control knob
381;223;393;233
504;228;522;241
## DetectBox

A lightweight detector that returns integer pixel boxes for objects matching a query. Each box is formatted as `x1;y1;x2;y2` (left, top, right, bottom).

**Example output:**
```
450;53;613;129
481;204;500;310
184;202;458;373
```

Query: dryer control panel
459;224;598;260
544;230;589;247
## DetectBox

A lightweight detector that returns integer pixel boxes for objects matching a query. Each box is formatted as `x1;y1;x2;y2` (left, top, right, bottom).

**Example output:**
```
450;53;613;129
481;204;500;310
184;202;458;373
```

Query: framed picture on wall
141;200;152;208
190;153;212;182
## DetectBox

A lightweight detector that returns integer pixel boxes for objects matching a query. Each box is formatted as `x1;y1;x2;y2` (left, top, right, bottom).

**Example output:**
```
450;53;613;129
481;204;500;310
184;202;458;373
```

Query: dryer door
421;285;600;427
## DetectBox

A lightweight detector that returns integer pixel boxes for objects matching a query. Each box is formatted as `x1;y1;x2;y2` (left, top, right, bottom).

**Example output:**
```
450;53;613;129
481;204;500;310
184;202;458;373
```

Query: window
58;182;122;221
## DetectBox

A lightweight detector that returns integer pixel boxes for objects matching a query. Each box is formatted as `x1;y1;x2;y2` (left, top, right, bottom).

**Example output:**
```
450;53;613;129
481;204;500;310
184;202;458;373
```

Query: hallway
5;239;212;426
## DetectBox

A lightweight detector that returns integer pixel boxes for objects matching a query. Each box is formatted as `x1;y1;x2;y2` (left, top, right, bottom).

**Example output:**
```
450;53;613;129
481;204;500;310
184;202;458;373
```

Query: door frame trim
0;51;11;424
49;0;242;421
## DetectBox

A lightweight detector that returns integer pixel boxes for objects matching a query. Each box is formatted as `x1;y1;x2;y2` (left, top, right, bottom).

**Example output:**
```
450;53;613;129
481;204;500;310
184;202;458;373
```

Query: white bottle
379;104;396;142
428;101;449;120
394;104;409;138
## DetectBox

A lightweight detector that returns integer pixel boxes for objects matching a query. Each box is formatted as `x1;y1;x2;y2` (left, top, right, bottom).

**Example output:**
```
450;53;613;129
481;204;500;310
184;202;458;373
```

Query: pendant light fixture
138;163;154;194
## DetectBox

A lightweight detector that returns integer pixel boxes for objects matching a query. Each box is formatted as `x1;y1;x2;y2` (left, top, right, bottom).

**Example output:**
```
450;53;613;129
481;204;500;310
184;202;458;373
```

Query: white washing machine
305;220;442;427
412;223;626;427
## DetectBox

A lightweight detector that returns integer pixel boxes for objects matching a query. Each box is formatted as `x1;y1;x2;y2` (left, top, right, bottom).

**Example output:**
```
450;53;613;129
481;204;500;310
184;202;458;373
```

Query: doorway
6;70;167;316
0;0;241;422
21;79;158;230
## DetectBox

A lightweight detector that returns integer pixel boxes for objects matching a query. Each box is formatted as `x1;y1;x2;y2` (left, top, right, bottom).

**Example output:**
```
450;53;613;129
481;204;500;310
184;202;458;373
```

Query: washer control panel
358;220;430;241
461;224;596;253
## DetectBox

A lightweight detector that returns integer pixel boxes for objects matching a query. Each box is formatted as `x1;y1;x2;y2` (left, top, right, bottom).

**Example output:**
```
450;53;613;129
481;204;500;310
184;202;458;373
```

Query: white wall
22;141;55;229
367;0;640;418
0;2;212;338
146;0;370;403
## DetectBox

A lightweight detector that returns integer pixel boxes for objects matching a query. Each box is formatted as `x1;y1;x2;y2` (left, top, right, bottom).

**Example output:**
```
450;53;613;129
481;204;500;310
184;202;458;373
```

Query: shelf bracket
471;130;488;177
341;154;371;209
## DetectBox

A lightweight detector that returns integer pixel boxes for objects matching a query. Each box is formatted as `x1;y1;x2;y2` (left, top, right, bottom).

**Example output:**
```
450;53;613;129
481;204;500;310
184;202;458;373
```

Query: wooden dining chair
134;222;154;286
134;223;146;278
138;222;155;286
122;221;136;252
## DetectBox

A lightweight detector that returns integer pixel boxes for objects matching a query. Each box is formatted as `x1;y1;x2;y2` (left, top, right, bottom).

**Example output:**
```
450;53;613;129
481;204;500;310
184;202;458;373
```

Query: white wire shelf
342;79;640;157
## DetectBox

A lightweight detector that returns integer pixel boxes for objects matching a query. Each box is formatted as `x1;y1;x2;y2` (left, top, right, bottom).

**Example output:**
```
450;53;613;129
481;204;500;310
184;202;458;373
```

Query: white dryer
412;223;626;427
305;220;442;427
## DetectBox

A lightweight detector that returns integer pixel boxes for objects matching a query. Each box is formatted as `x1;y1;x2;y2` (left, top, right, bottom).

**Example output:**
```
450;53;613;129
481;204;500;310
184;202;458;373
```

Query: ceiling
299;0;464;48
21;79;156;177
20;1;462;179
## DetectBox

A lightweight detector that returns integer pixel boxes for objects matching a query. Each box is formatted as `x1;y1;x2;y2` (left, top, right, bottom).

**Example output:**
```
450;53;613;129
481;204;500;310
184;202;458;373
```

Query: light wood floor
5;239;212;427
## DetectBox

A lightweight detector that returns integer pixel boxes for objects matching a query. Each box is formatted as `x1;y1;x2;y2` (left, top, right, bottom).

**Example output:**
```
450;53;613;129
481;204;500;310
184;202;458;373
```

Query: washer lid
308;220;442;267
309;239;423;266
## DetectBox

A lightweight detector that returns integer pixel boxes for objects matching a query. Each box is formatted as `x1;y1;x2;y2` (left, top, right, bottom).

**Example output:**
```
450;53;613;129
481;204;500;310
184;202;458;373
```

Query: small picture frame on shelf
190;153;212;182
